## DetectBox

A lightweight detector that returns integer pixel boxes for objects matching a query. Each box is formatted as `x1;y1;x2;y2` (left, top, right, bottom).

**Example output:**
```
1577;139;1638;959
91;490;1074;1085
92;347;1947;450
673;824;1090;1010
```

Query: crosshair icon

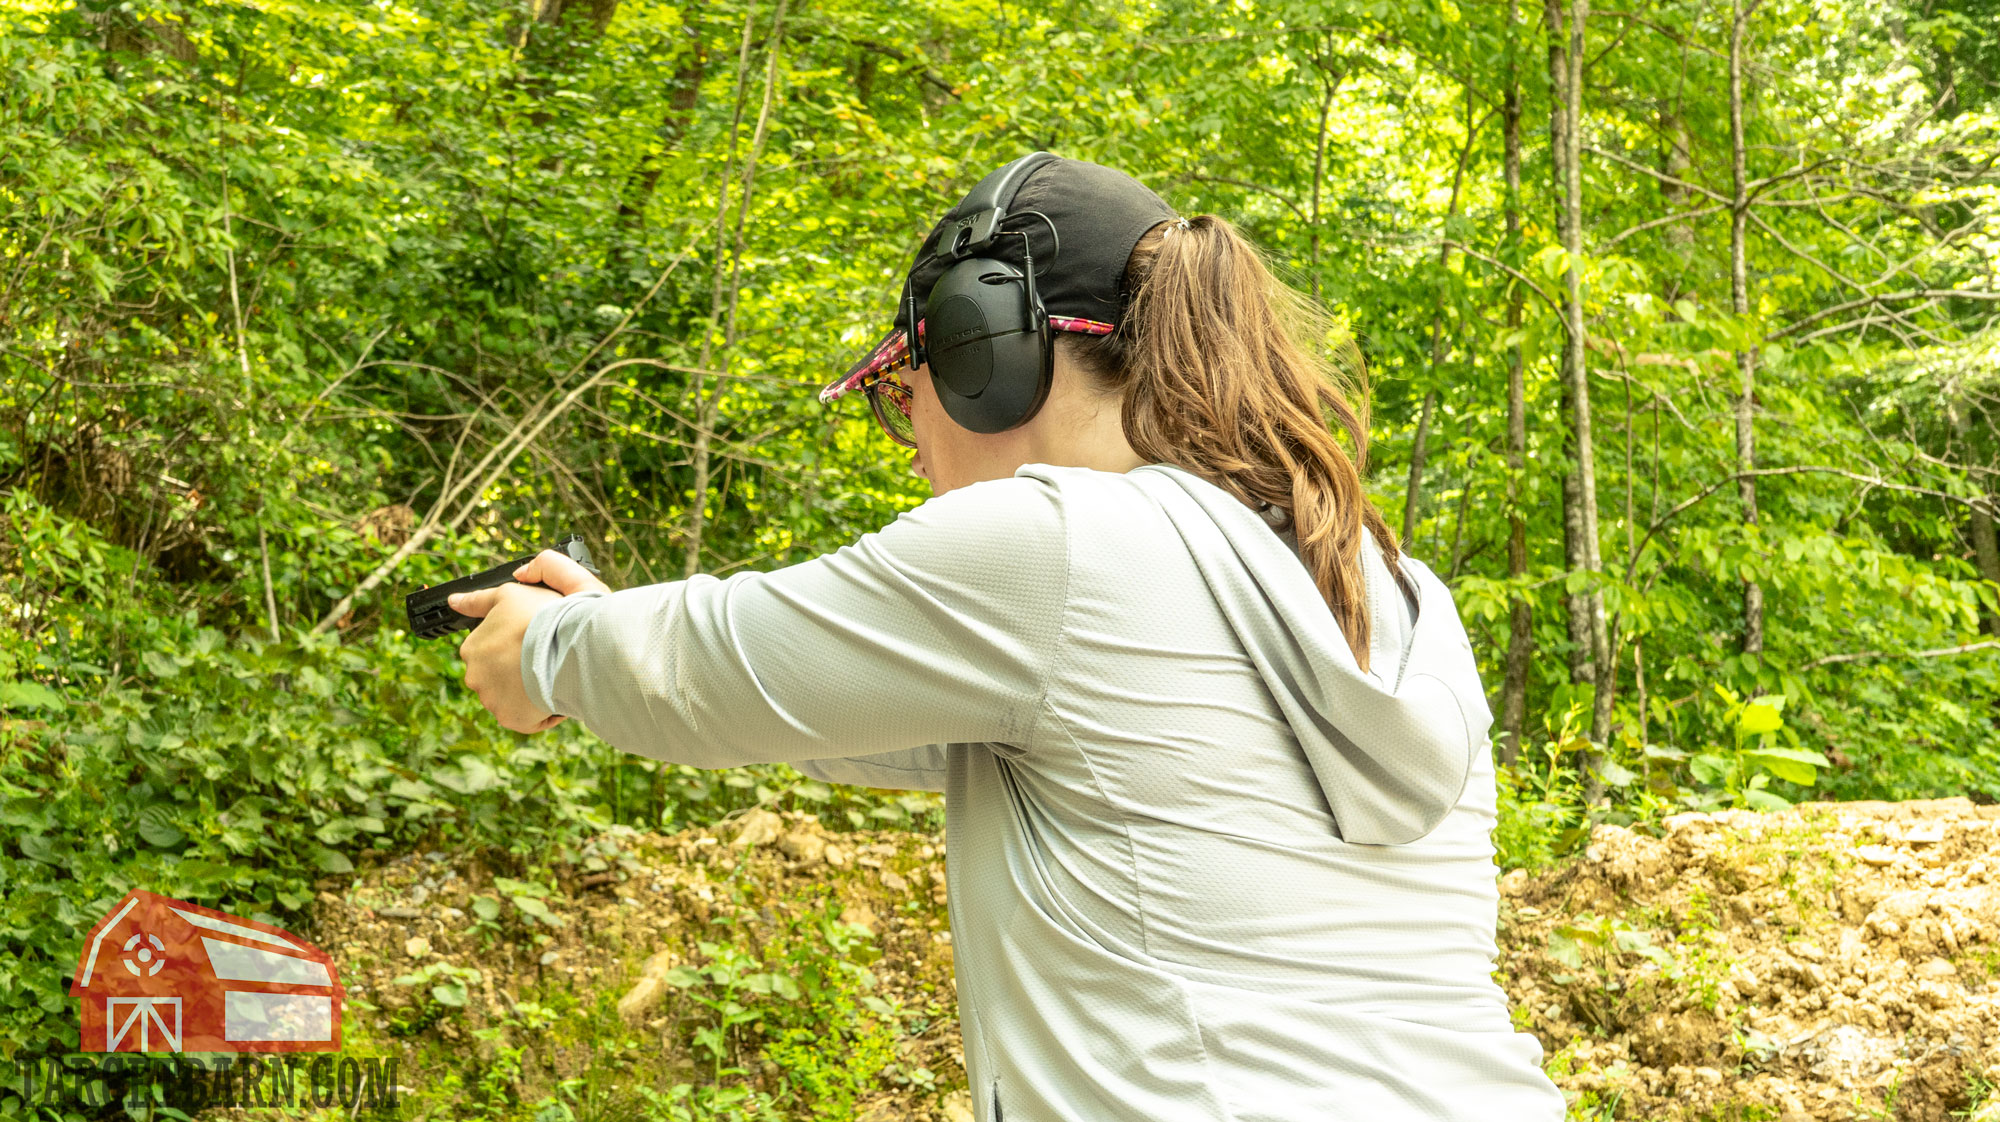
122;932;167;977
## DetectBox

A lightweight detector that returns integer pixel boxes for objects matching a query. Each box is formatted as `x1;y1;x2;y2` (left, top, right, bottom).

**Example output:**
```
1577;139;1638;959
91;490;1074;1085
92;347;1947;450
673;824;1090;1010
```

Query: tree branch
1767;288;2000;340
1440;240;1567;326
1802;640;2000;670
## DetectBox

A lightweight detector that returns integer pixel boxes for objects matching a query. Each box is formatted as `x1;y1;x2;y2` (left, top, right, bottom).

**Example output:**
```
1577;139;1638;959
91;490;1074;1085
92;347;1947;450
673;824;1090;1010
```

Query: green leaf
137;804;184;848
0;681;65;710
1738;699;1785;735
1547;931;1583;969
387;778;435;801
433;755;502;795
1744;788;1792;811
1595;760;1639;788
1749;746;1832;767
1747;746;1830;786
431;983;467;1007
313;847;355;874
472;896;502;922
1689;753;1730;785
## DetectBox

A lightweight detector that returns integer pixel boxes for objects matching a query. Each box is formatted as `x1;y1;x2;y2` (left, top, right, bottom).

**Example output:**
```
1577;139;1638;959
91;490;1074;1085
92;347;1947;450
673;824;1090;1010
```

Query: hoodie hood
1125;464;1490;845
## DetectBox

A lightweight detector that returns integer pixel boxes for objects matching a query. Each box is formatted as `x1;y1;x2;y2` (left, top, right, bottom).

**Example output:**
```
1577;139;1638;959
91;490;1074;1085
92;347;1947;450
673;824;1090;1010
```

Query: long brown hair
1061;215;1413;671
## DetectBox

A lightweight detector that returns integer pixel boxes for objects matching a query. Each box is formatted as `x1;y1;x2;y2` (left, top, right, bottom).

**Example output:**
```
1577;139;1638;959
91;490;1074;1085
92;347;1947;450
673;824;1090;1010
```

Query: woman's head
825;158;1408;667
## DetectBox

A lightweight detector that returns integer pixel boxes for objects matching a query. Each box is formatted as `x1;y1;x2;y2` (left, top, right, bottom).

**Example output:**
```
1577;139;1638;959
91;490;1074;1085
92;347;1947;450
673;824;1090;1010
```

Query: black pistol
404;534;600;639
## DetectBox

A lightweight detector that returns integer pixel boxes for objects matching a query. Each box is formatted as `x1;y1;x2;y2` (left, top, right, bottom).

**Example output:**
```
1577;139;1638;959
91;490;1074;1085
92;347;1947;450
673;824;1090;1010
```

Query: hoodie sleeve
519;474;1068;769
790;745;949;792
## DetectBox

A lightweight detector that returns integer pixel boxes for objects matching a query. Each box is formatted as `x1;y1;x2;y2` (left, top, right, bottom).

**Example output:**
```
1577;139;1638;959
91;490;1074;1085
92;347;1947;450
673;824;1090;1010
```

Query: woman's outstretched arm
513;473;1068;769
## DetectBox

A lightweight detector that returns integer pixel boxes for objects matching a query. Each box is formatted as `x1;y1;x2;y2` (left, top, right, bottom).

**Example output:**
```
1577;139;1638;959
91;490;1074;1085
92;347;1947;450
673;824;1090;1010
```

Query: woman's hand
450;549;612;734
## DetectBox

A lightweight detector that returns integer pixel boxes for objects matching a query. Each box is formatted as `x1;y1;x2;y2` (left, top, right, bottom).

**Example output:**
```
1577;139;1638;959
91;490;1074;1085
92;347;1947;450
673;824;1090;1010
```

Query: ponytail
1061;215;1413;672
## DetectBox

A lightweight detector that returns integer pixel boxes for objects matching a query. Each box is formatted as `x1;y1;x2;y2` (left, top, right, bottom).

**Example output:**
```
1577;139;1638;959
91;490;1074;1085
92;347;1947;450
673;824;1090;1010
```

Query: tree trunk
1973;493;1999;637
1546;0;1591;693
1571;0;1614;762
1551;0;1613;789
1403;85;1480;554
1308;54;1341;304
1952;398;2000;636
1730;0;1766;659
1659;110;1696;258
1499;0;1534;767
617;36;707;235
686;6;764;579
1403;392;1437;549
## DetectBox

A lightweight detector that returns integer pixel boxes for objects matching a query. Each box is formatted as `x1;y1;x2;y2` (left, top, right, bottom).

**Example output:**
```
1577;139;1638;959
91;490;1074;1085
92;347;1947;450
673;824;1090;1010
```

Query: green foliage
393;961;486;1012
641;892;915;1120
0;498;903;1090
1686;688;1832;812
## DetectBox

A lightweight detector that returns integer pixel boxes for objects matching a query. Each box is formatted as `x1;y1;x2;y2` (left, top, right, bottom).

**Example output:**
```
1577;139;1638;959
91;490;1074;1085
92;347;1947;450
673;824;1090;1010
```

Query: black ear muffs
914;151;1060;436
926;259;1053;434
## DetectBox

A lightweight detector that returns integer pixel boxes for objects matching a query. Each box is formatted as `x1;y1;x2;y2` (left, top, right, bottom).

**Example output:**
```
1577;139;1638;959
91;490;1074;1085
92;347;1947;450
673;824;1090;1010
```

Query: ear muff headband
915;152;1061;435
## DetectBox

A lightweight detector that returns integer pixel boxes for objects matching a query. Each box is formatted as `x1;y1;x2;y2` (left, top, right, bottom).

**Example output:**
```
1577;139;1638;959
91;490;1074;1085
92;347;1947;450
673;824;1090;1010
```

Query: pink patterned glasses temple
819;317;1116;404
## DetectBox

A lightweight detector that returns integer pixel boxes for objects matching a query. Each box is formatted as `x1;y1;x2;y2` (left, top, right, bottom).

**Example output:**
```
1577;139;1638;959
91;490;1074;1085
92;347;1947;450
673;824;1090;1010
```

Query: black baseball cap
819;155;1179;404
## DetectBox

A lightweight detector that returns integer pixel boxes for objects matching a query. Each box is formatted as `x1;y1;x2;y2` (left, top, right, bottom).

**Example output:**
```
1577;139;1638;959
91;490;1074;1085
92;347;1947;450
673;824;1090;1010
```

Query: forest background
1;0;1997;1116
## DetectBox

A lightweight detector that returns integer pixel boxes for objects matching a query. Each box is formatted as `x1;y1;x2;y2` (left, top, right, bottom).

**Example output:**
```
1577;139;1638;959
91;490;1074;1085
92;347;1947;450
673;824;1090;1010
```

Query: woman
453;154;1565;1121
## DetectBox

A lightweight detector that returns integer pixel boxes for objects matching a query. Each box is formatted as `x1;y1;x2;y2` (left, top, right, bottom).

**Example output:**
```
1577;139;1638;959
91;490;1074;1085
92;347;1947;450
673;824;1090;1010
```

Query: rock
942;1089;976;1122
1917;957;1957;977
779;830;826;865
1856;845;1898;866
404;936;430;959
378;906;423;920
825;844;849;868
1498;868;1531;896
841;904;878;935
882;870;909;893
729;808;785;848
1902;823;1946;845
617;949;677;1023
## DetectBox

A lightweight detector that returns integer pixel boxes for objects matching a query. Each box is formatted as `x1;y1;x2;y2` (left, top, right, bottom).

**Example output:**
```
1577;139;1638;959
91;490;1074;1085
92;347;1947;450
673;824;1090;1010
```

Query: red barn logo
70;890;344;1053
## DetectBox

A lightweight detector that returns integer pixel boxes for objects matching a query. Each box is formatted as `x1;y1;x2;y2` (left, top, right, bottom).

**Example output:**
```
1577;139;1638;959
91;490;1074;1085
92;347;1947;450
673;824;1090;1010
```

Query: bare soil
1502;797;2000;1121
294;798;2000;1121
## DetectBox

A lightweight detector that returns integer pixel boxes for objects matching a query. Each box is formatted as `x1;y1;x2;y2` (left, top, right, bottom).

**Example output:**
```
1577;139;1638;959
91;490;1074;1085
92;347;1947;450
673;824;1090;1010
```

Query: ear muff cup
925;257;1052;435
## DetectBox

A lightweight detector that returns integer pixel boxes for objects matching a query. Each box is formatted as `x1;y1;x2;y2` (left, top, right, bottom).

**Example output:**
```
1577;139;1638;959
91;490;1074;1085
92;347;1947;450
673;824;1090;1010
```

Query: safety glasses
863;366;919;449
818;315;1117;450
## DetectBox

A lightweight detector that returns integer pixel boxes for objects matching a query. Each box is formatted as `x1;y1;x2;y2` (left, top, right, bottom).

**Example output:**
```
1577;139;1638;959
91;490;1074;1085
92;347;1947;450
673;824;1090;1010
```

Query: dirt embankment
295;799;2000;1121
301;810;968;1121
1503;798;2000;1121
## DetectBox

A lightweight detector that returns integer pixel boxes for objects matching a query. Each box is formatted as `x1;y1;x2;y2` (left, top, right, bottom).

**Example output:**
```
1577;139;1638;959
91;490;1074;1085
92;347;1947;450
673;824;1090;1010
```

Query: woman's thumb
515;549;597;595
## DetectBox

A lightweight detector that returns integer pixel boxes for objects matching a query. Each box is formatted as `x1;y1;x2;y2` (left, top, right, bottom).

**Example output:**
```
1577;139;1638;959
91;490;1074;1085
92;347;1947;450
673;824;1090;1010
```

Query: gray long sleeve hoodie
521;463;1565;1121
